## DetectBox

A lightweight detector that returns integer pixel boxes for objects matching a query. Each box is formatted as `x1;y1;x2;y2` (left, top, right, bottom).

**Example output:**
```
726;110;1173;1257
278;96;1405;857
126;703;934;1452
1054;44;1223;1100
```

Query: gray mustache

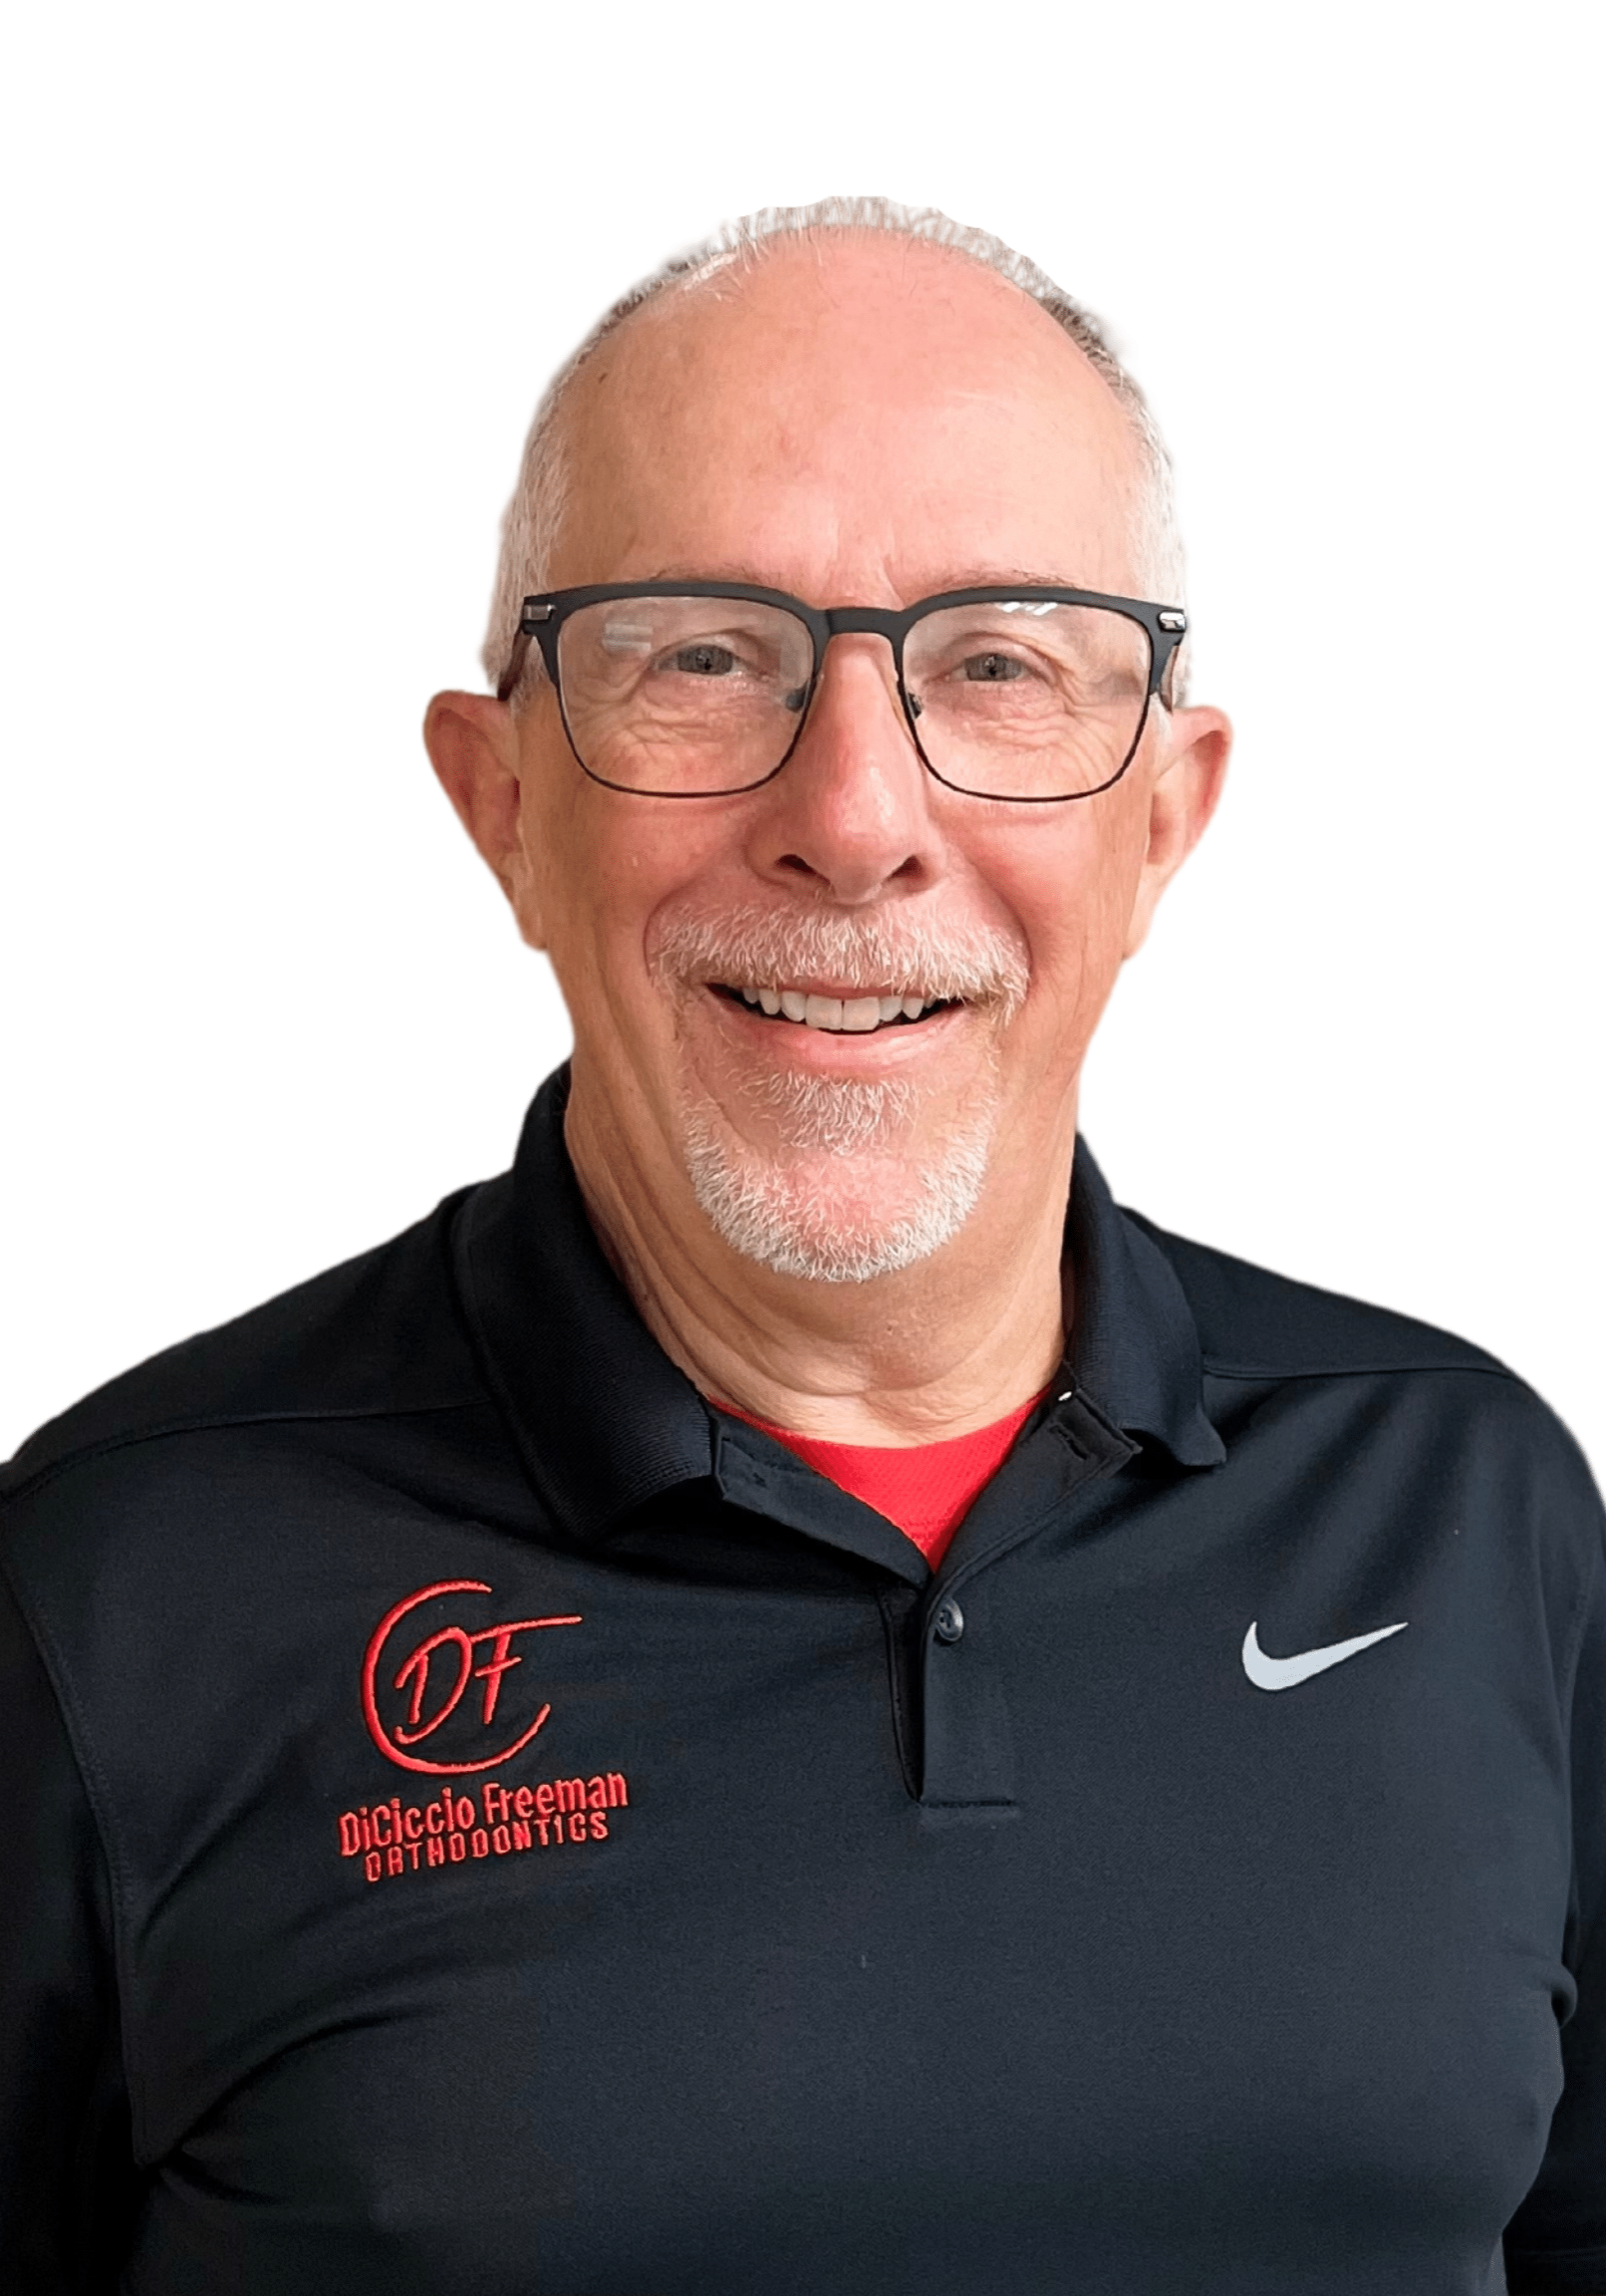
651;904;1029;1014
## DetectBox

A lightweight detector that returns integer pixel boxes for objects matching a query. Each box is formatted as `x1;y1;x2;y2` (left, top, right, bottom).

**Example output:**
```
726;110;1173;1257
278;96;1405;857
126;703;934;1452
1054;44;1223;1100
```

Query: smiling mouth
709;984;961;1034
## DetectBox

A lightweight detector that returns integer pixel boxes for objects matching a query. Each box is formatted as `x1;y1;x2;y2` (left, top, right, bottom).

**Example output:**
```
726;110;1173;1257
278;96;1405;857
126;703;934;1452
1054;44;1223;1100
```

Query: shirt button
934;1597;965;1644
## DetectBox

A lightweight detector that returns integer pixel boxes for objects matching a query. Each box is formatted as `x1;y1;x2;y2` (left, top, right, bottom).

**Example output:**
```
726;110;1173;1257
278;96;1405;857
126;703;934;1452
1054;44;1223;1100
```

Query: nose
745;634;940;906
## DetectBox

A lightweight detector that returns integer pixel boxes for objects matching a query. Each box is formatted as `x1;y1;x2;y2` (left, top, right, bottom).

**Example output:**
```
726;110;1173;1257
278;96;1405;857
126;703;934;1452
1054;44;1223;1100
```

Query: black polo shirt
3;1066;1602;2294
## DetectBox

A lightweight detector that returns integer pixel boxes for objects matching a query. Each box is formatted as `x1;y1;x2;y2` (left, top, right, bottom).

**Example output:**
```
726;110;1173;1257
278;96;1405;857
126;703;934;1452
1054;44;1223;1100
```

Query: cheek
985;802;1148;1027
522;778;722;1025
538;847;646;1030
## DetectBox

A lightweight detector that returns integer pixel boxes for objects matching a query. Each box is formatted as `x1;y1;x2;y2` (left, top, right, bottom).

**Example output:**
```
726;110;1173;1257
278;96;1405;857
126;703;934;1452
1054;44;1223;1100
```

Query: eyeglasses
496;582;1187;803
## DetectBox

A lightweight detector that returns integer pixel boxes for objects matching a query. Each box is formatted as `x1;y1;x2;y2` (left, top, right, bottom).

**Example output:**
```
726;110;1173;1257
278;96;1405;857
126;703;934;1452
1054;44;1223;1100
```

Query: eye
961;651;1027;684
669;643;739;676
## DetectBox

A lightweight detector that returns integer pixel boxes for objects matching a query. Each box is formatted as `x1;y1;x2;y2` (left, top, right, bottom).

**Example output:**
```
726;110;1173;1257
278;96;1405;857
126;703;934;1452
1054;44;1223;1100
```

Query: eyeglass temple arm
495;631;532;704
1154;609;1187;706
495;600;555;705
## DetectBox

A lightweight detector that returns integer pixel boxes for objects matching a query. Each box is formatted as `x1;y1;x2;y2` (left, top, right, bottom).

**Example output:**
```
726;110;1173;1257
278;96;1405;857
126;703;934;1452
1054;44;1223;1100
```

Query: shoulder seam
0;1549;150;2159
1559;1505;1606;1785
0;1393;485;1519
1501;2238;1606;2265
1126;1211;1514;1381
1202;1356;1518;1385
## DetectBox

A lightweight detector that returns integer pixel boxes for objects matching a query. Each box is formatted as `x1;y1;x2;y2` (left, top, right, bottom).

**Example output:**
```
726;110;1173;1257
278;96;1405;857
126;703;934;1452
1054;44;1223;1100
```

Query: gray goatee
655;903;1026;1284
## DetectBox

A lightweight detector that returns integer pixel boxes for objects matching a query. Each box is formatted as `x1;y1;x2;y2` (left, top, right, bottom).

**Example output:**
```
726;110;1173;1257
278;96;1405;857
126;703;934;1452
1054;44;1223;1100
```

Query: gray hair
481;196;1186;706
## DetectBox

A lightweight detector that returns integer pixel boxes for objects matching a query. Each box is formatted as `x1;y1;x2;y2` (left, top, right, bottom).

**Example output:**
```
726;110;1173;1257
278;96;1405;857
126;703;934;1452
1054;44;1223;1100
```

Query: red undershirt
718;1391;1049;1569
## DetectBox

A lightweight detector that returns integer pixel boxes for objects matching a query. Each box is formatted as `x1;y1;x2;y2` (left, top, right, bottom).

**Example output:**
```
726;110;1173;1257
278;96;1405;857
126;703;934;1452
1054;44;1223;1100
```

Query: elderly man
2;200;1602;2295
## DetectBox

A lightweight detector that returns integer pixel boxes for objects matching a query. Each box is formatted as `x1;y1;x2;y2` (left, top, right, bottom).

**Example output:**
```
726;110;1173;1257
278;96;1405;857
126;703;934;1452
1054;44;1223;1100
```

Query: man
2;199;1601;2294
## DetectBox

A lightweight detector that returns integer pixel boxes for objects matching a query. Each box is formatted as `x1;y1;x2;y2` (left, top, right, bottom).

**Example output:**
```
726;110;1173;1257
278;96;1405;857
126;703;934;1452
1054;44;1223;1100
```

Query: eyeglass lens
554;595;1153;798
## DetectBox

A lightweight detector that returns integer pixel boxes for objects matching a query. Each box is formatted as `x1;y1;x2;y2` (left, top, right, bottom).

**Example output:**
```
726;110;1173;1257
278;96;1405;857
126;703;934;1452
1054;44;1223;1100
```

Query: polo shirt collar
455;1065;1221;1546
1064;1142;1226;1469
454;1068;714;1541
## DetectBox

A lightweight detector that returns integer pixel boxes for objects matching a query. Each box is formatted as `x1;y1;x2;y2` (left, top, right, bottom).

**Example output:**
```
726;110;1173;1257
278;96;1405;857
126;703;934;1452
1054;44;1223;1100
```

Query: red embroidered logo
338;1773;630;1886
362;1578;583;1775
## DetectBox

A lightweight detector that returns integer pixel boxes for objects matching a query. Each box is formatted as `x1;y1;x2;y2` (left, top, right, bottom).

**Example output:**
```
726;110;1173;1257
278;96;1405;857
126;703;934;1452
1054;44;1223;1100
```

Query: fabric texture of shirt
2;1063;1603;2295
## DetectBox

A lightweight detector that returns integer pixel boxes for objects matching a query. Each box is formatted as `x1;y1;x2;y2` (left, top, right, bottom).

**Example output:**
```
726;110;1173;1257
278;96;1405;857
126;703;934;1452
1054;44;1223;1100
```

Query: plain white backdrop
3;3;1601;1474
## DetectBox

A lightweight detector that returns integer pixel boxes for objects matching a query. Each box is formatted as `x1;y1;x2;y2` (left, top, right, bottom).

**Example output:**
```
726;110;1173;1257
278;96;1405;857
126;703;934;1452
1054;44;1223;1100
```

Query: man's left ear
1123;706;1232;959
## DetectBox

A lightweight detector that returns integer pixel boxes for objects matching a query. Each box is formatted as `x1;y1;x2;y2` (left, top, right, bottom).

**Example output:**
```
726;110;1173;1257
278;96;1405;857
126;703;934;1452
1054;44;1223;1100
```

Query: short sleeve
0;1562;136;2290
1503;1488;1606;2294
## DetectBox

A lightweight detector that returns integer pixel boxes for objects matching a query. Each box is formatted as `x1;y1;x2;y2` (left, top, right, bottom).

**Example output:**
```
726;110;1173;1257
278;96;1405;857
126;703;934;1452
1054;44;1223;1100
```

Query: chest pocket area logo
362;1578;582;1774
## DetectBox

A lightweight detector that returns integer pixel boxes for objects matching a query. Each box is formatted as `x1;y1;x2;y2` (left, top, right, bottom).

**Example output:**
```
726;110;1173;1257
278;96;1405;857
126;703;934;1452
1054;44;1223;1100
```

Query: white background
3;3;1601;1475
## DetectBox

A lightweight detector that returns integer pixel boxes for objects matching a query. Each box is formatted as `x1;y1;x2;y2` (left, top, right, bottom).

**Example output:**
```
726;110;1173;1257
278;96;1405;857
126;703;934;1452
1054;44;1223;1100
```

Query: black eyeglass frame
496;581;1188;803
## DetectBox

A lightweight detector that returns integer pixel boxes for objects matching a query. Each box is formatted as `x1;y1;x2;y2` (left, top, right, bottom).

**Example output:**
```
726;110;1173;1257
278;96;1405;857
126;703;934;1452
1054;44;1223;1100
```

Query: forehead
554;235;1149;599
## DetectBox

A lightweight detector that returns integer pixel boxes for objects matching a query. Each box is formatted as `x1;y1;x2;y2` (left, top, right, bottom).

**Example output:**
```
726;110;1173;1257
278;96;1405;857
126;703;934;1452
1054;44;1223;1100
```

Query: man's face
463;239;1225;1283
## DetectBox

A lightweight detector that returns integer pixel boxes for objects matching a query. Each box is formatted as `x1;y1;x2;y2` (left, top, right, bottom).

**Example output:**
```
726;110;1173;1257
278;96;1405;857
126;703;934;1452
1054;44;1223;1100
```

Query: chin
679;1107;993;1286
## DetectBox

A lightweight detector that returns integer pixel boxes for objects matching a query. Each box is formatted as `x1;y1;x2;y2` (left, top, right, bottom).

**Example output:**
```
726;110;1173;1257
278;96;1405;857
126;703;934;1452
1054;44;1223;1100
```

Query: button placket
918;1573;1020;1808
914;1398;1136;1810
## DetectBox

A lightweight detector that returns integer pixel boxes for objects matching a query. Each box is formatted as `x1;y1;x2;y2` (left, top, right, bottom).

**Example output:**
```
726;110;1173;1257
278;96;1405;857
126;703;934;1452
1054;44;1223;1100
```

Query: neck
563;1078;1076;1447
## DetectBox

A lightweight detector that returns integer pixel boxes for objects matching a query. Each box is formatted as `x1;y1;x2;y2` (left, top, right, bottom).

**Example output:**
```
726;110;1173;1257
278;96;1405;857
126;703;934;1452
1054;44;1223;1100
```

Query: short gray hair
481;196;1186;705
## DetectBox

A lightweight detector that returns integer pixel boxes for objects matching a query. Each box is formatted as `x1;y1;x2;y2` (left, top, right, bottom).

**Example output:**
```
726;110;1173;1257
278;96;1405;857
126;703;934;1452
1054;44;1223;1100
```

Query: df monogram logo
362;1579;582;1775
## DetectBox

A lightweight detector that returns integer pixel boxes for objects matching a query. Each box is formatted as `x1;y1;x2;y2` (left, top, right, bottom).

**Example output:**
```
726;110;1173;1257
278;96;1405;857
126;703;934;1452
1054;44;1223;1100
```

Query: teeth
726;983;945;1030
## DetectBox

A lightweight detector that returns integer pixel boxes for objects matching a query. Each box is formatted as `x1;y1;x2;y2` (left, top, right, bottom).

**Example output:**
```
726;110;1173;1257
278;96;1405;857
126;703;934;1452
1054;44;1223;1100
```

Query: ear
422;691;549;948
1123;704;1232;959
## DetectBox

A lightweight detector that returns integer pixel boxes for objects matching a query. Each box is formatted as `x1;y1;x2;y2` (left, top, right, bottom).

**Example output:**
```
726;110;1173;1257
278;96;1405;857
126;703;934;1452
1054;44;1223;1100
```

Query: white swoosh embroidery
1242;1616;1408;1691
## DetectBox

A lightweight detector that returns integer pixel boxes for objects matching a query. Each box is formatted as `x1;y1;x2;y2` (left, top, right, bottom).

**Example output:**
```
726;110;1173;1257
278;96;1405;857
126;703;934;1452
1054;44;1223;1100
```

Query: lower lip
699;987;969;1068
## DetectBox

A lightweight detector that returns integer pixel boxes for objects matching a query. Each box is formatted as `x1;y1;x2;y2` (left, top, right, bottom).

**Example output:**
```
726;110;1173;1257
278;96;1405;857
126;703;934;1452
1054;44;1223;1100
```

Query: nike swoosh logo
1242;1616;1409;1691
